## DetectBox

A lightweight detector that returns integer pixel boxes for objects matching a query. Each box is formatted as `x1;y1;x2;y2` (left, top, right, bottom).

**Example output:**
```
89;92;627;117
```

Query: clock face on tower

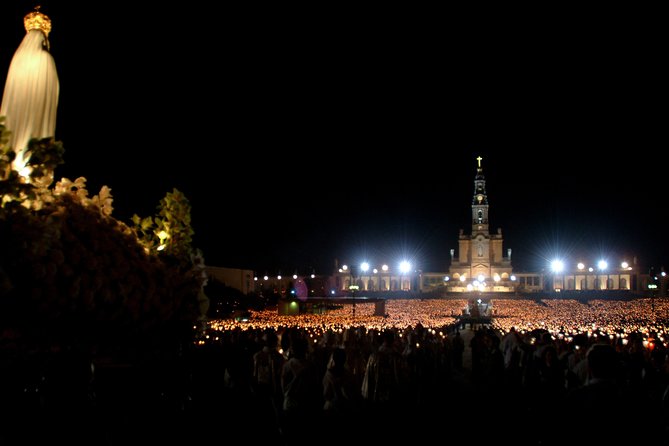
477;194;483;202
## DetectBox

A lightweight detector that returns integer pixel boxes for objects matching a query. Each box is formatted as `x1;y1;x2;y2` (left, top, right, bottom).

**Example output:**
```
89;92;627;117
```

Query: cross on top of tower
476;156;483;168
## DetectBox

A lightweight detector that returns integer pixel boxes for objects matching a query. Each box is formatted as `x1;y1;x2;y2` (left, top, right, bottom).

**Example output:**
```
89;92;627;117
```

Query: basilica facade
445;157;517;292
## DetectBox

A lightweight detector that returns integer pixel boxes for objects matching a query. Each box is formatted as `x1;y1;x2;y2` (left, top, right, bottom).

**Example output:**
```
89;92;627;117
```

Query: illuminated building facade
332;262;413;294
446;157;516;292
549;261;634;292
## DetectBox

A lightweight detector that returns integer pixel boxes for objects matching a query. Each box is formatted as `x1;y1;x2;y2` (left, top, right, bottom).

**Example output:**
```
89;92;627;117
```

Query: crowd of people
212;297;669;347
207;297;669;443
1;297;668;444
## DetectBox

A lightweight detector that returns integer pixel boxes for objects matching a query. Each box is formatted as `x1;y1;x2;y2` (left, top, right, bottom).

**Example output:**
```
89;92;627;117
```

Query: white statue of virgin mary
0;7;59;177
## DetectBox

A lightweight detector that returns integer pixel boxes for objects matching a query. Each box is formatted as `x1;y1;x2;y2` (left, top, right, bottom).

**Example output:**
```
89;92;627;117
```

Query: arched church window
478;244;483;257
477;209;483;223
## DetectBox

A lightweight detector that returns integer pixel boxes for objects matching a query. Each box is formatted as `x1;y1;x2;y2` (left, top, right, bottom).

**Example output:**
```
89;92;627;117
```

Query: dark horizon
2;2;666;275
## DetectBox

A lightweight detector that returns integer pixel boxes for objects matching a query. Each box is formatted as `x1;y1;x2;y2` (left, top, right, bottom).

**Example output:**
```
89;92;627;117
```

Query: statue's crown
24;7;51;36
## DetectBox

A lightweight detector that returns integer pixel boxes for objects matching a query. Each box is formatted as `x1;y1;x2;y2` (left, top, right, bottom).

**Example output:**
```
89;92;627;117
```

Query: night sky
1;2;667;275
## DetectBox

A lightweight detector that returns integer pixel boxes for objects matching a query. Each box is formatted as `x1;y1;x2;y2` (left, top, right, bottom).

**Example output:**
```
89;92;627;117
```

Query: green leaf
141;216;153;230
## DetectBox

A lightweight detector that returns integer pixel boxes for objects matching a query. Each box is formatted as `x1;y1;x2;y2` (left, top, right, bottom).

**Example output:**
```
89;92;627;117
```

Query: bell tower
472;155;489;235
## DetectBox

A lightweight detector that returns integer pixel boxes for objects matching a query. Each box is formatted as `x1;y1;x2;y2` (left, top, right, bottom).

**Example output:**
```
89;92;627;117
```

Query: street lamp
341;265;349;292
597;260;607;290
360;262;369;291
551;259;565;291
399;260;411;291
649;267;659;313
